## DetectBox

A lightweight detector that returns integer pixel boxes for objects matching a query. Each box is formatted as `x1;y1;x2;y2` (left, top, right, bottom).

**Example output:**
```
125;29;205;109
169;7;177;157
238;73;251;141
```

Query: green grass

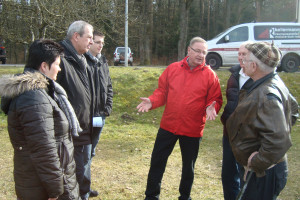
0;66;299;199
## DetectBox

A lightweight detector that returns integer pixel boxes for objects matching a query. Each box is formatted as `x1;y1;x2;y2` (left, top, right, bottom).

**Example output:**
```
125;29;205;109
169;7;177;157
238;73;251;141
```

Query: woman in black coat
0;40;80;200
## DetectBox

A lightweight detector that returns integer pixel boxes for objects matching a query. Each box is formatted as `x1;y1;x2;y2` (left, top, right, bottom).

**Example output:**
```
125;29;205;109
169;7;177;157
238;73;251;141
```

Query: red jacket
149;56;223;137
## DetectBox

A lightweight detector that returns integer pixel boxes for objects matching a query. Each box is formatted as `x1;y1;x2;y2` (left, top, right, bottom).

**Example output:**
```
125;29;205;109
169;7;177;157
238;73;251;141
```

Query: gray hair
66;21;93;39
189;37;207;46
249;52;276;73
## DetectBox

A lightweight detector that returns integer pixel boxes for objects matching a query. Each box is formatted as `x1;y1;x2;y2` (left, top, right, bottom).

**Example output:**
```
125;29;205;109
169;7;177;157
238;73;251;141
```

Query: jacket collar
247;72;276;94
229;64;241;74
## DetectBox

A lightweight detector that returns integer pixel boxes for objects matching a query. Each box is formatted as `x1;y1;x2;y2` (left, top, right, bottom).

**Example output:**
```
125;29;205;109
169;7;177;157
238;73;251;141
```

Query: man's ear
187;46;191;56
39;62;48;73
73;32;80;41
252;62;258;72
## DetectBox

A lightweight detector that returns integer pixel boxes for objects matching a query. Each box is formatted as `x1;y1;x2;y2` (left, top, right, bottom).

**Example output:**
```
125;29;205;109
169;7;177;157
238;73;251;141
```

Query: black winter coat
220;65;253;136
57;40;95;146
86;53;113;117
0;70;79;200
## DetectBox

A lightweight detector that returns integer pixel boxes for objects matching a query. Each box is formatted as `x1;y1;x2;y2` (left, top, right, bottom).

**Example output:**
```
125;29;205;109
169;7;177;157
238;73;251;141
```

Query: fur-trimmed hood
0;71;48;98
0;71;49;115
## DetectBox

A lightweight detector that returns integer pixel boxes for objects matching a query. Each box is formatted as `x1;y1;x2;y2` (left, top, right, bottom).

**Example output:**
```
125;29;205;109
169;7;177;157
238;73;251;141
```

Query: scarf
86;51;103;64
53;81;82;137
61;39;88;69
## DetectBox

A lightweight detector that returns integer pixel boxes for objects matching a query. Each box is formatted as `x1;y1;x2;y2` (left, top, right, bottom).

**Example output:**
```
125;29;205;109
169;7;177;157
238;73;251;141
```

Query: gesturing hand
137;97;152;112
206;101;217;120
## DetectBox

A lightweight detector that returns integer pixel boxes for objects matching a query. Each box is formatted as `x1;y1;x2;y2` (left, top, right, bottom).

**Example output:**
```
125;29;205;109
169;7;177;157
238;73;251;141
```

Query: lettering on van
254;26;300;40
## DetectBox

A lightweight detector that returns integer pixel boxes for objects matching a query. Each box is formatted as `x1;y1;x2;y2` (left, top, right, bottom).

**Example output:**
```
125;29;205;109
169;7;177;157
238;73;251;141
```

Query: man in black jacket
56;20;95;200
220;42;253;200
85;31;113;197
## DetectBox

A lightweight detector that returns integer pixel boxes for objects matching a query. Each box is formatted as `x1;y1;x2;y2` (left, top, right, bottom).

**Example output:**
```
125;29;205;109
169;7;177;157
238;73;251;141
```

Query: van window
254;25;300;40
217;26;248;44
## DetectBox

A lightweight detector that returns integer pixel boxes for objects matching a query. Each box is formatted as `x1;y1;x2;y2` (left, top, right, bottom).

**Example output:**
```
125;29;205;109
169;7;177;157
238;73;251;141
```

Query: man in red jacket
137;37;223;200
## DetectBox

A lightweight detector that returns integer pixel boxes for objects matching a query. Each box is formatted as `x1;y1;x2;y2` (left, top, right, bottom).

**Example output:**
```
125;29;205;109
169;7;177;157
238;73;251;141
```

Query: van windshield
211;28;231;39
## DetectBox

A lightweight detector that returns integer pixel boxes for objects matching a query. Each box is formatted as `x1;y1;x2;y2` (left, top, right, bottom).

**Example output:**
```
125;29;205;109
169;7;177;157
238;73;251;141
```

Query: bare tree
178;0;193;60
0;0;297;64
255;0;263;21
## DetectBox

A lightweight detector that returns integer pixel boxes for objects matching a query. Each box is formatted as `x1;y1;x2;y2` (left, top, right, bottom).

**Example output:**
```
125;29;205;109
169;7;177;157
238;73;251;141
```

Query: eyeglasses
94;41;105;46
242;59;253;65
189;46;207;55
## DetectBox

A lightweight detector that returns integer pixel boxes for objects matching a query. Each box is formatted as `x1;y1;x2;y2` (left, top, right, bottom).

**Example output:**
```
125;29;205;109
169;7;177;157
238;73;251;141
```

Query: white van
206;22;300;72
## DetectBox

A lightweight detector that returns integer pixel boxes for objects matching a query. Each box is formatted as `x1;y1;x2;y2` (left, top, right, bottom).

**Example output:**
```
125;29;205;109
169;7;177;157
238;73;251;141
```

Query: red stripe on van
208;48;240;51
279;48;300;51
208;47;300;51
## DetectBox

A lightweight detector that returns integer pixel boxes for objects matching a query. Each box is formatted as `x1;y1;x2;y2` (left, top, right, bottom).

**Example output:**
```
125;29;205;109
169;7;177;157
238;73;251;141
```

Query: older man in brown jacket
226;41;299;200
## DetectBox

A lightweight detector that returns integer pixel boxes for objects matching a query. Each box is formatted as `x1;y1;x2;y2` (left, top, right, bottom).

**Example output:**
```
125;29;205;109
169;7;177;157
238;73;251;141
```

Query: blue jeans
221;135;240;200
91;116;106;157
239;160;288;200
145;128;202;200
74;144;92;199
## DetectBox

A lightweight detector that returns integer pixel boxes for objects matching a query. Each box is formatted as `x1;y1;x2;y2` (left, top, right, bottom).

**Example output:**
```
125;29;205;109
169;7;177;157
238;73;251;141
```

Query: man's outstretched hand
206;101;217;120
137;97;152;112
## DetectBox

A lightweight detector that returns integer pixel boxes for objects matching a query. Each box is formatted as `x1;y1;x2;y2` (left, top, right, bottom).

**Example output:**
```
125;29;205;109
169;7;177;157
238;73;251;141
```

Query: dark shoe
89;190;99;198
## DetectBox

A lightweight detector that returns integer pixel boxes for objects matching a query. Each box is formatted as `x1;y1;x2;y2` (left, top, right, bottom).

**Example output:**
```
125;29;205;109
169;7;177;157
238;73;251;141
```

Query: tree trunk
224;0;234;29
207;0;210;38
255;0;262;21
200;0;205;36
139;0;152;65
178;0;193;61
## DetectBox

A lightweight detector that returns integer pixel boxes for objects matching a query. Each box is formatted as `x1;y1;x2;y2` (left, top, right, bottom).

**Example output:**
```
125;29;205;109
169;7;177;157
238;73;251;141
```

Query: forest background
0;0;298;65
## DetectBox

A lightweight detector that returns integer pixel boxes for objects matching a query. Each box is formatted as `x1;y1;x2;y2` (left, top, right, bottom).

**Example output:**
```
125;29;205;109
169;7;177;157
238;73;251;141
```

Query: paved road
0;64;24;67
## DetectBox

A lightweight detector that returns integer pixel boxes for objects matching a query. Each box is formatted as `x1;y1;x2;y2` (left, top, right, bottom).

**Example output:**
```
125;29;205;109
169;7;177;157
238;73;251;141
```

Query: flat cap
245;42;281;68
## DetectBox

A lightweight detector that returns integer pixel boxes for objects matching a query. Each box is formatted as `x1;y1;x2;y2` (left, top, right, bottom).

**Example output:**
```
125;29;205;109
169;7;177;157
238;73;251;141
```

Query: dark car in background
0;45;6;64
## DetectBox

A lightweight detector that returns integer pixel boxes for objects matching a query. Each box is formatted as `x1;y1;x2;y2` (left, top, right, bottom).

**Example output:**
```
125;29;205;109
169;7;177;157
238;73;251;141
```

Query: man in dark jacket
56;20;95;200
226;42;299;199
220;42;253;200
85;31;113;197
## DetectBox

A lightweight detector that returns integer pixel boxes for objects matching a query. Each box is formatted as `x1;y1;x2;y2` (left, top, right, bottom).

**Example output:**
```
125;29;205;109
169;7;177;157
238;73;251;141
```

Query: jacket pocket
228;123;242;144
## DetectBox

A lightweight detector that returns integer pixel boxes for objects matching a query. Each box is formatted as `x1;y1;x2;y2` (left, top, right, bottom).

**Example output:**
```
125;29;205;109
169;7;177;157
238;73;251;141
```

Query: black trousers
145;128;202;200
239;160;288;200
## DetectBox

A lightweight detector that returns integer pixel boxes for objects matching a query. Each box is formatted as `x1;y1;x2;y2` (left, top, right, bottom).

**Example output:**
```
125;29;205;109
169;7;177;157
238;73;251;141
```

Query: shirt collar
239;68;247;77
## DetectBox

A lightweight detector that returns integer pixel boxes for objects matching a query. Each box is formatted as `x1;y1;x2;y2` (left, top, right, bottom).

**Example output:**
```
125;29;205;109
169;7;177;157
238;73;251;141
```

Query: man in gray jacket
226;41;298;200
56;20;95;200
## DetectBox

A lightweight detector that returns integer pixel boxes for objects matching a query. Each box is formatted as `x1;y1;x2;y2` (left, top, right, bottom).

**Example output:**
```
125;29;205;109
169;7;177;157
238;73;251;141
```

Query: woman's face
43;56;61;80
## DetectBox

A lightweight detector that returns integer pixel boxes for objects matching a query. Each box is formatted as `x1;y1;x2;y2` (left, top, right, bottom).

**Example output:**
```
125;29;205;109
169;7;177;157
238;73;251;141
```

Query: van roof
234;22;300;26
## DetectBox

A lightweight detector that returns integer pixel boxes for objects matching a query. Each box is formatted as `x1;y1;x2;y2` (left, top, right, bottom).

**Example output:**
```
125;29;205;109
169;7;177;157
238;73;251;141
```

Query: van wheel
281;55;299;72
206;54;221;70
114;62;118;66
